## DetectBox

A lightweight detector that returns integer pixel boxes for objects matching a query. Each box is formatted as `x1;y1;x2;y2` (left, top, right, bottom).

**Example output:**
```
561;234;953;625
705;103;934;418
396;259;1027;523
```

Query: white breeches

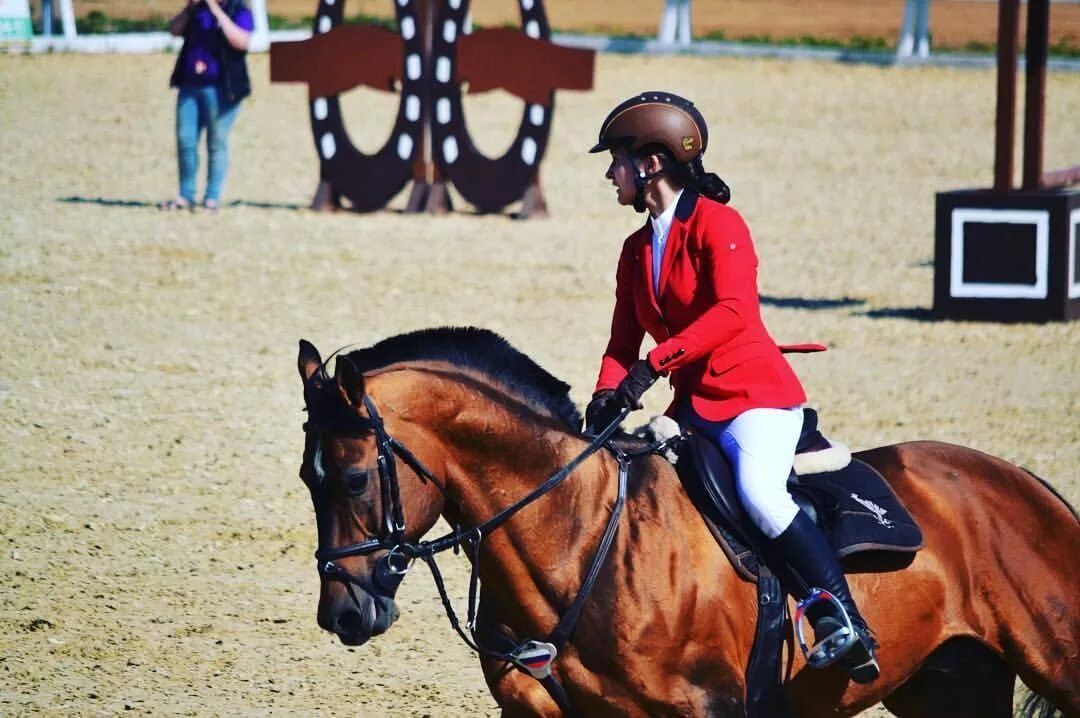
689;406;803;539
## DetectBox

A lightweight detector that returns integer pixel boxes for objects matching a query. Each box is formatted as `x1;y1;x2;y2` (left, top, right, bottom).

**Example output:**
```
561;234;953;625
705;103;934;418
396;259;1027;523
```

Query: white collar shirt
649;189;683;297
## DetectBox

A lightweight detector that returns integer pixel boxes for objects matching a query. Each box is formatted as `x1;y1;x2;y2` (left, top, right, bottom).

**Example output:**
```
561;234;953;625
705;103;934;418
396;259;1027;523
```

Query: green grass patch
73;10;167;34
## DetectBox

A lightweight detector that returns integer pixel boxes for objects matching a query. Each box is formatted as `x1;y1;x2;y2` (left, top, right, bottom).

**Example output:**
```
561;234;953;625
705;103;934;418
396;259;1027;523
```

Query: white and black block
934;188;1080;322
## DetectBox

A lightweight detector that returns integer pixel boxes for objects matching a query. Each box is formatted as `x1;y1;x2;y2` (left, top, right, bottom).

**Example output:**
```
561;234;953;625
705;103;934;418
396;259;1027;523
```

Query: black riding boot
770;511;880;683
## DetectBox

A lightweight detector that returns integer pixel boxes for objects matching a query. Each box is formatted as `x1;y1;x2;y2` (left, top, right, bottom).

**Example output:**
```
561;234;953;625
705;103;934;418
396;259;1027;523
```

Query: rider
584;91;879;683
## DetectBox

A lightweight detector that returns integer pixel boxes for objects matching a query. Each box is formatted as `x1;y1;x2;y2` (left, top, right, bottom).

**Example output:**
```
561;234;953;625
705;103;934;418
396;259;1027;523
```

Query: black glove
584;390;620;435
614;359;660;410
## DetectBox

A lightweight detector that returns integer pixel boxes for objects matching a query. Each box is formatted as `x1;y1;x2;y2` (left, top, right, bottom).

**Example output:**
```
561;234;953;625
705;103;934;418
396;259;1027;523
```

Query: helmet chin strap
632;168;663;214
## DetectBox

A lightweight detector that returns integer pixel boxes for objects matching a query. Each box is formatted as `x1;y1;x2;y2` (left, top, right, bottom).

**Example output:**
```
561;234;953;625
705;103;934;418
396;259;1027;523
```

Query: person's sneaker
160;197;192;211
202;199;220;214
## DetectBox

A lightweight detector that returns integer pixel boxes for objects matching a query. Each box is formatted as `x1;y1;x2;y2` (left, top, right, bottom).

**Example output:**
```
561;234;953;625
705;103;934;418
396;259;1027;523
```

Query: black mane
339;327;583;430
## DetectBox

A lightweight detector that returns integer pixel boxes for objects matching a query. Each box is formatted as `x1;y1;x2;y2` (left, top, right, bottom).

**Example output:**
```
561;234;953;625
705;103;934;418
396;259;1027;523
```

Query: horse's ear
298;339;323;382
335;355;365;404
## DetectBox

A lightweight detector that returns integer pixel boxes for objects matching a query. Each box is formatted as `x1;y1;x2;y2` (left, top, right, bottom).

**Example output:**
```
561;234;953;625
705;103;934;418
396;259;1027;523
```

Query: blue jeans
175;84;242;203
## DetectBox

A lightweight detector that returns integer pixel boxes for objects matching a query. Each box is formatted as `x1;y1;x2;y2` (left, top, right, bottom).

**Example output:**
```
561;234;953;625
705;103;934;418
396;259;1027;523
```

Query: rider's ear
647;153;664;174
335;355;365;405
298;339;323;382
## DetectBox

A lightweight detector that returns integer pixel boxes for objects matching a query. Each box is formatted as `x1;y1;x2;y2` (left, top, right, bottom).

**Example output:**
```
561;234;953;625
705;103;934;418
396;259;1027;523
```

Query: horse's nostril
337;608;366;636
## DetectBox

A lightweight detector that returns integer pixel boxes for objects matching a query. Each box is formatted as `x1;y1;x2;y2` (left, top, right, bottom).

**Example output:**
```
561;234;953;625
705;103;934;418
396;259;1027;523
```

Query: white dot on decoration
436;97;452;124
448;0;460;8
406;54;421;80
397;0;408;6
442;19;456;43
400;16;415;40
317;15;332;33
521;137;537;165
529;104;544;126
525;19;540;38
313;98;328;120
729;242;737;250
443;136;459;164
320;132;336;159
404;95;420;122
521;0;534;10
324;0;334;6
435;56;451;83
397;133;414;160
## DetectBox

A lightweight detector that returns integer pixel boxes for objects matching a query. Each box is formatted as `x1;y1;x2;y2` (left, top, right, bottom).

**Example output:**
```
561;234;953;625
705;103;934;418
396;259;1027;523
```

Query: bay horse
295;327;1079;717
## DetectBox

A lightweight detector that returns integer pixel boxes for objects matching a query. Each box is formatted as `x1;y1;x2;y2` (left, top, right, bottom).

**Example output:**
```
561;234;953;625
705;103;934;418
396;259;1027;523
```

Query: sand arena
1;39;1078;717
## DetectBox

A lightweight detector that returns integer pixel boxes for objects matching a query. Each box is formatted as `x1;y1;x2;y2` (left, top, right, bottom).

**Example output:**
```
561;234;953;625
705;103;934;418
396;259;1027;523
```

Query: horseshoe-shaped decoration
270;0;426;211
430;0;594;214
271;0;594;215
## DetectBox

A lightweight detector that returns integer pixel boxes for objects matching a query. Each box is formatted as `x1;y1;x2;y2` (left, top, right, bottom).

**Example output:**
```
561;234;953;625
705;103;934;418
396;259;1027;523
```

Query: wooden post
993;0;1020;191
1022;0;1050;191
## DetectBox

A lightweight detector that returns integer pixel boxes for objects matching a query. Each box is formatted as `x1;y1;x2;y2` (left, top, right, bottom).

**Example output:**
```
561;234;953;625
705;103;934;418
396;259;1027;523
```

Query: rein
306;393;660;716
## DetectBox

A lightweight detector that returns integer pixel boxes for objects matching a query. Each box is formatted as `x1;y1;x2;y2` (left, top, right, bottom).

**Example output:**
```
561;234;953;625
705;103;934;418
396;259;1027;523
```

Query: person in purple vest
161;0;253;212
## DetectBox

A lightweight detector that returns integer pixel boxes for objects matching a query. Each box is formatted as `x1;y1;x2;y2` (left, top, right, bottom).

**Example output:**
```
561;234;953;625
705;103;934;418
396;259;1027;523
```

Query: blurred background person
657;0;692;45
161;0;253;212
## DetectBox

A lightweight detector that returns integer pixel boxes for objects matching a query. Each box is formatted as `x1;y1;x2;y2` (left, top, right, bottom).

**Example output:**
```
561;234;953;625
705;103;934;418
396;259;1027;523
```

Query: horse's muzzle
319;588;400;645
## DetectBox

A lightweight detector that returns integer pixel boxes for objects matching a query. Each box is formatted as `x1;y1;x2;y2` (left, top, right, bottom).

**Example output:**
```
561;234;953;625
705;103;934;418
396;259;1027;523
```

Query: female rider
585;91;879;684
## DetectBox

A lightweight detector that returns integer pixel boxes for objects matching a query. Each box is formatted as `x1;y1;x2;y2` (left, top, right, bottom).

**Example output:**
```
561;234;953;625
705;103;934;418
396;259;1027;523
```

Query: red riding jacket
594;190;807;422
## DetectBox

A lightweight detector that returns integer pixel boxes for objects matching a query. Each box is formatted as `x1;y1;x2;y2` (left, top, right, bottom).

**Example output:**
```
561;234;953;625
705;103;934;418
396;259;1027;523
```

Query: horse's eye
345;469;371;495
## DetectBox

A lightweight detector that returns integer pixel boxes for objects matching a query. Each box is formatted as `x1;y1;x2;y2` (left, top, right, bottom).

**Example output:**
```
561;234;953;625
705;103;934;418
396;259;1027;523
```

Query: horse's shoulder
623;452;707;526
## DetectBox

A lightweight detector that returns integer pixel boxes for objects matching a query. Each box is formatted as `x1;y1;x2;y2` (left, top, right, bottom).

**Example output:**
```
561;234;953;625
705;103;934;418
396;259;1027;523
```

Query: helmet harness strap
632;164;664;213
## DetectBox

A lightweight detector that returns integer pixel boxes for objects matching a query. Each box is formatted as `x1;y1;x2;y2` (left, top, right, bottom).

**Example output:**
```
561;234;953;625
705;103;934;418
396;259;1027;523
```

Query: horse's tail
1019;690;1068;718
1022;467;1079;523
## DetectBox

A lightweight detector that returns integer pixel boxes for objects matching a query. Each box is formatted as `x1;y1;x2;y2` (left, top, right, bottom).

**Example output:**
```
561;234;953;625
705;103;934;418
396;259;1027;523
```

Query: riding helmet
589;91;708;164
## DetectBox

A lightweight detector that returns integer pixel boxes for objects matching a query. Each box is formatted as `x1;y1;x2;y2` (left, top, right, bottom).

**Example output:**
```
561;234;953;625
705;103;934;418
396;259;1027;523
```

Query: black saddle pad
795;459;924;559
675;435;923;581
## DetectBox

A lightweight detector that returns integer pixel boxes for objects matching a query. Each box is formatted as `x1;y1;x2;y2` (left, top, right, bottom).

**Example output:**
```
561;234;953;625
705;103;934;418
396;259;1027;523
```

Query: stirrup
793;588;857;669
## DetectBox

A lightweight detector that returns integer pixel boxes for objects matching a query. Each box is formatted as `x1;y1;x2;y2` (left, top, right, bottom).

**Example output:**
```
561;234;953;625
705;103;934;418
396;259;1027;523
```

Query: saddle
669;409;923;582
649;408;923;718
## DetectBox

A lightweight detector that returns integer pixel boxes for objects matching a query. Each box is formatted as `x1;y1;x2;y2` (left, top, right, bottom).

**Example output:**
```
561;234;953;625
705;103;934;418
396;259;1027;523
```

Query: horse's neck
381;369;723;638
414;382;617;631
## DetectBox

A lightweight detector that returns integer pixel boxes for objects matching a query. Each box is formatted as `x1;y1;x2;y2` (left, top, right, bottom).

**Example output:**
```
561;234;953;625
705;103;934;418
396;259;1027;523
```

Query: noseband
303;390;671;717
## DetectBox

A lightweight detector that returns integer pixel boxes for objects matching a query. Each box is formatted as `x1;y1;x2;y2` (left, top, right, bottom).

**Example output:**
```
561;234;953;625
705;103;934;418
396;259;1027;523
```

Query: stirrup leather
793;588;857;669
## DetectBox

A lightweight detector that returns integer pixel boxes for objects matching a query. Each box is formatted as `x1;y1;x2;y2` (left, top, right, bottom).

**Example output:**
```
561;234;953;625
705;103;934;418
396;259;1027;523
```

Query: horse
295;327;1079;718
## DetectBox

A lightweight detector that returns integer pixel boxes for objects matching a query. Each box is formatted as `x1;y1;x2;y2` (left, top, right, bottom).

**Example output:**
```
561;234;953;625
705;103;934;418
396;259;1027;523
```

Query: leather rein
304;392;669;716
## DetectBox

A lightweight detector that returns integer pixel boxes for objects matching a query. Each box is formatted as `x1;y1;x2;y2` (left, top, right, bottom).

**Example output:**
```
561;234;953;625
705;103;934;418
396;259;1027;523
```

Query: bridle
305;394;440;593
301;385;677;716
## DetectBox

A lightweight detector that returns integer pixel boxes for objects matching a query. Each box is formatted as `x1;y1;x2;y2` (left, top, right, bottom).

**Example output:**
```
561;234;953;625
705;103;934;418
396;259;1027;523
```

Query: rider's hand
614;359;660;410
584;390;620;435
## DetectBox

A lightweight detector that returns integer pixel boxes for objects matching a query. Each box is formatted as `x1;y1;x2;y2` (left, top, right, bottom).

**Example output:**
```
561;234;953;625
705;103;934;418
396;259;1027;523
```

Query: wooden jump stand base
404;181;453;214
514;180;549;219
309;178;547;218
310;180;342;212
934;188;1080;322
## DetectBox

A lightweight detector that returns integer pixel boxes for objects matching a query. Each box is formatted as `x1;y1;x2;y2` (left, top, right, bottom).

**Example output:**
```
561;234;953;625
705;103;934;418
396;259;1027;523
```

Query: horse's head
296;339;445;646
296;328;586;647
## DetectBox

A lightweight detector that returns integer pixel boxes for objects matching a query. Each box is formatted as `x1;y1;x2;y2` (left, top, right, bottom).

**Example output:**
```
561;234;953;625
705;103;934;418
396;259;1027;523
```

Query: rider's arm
595;238;646;392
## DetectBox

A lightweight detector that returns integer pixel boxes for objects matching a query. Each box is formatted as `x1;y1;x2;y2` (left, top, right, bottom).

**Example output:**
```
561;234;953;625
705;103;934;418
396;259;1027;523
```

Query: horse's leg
480;656;561;718
881;637;1015;718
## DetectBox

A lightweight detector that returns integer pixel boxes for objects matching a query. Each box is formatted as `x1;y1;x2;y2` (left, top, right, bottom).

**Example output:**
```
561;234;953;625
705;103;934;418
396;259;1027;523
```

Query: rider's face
605;148;641;206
